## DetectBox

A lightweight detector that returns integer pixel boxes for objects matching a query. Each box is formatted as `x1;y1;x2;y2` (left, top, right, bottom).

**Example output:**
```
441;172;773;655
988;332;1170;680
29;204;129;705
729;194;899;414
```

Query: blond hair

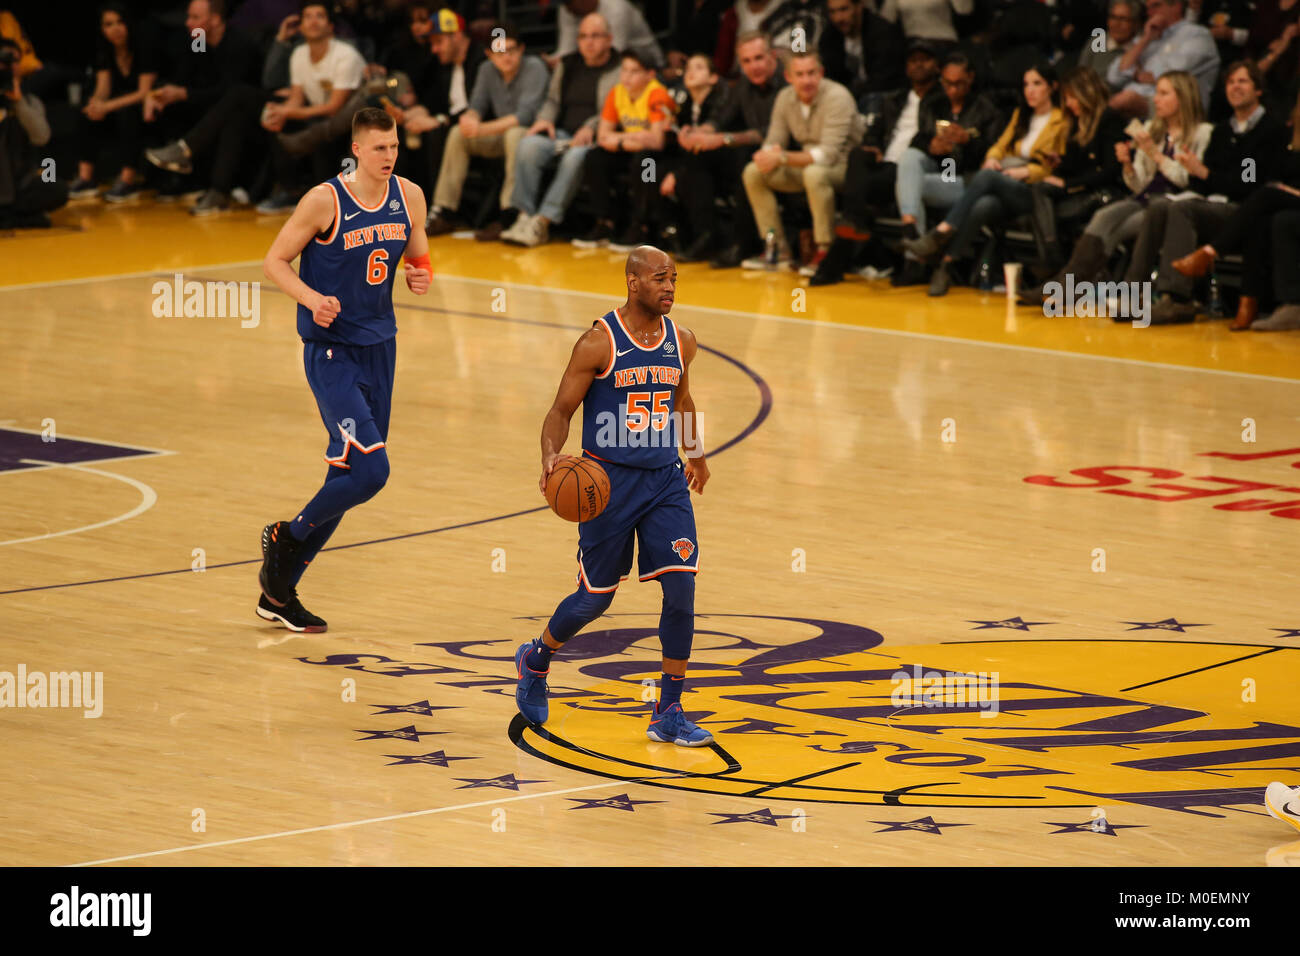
1150;70;1204;149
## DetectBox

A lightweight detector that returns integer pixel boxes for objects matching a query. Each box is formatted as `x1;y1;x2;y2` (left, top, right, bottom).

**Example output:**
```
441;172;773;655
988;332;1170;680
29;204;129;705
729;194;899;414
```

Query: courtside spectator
1170;92;1300;330
402;10;486;206
905;62;1069;296
554;0;663;68
1046;70;1211;297
714;0;785;75
659;53;732;256
145;0;260;184
501;12;620;248
820;0;905;103
0;36;65;228
69;4;158;204
574;49;677;250
888;49;1000;285
1254;208;1300;330
741;49;865;274
1125;60;1285;323
676;29;786;268
1018;66;1127;295
425;23;547;239
1108;0;1218;117
810;39;943;286
1078;0;1142;89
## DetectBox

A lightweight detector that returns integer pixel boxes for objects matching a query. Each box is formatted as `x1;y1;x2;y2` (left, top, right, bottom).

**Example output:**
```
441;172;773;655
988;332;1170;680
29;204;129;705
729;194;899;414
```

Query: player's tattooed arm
538;327;610;494
263;184;342;328
676;326;709;494
399;177;431;295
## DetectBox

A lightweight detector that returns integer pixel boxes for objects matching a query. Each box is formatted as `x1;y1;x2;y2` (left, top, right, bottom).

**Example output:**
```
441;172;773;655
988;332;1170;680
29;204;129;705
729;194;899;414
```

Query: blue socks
657;673;684;712
524;637;554;672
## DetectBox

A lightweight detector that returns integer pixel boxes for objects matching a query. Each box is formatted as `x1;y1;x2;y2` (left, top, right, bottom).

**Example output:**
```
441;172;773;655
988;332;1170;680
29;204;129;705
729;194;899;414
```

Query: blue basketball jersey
581;309;684;469
297;174;415;346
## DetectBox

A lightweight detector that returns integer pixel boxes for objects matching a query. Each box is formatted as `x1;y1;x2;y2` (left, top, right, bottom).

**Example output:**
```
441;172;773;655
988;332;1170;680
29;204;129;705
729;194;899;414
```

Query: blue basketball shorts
302;338;396;468
574;454;699;592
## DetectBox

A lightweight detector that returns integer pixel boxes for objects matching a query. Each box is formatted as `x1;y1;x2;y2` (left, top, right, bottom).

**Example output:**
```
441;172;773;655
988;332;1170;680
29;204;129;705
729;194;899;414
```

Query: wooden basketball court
2;203;1298;867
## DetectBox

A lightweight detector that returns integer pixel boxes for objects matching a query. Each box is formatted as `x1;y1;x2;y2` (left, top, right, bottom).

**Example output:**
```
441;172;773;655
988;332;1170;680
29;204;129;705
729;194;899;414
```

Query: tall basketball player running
516;246;713;745
257;108;431;631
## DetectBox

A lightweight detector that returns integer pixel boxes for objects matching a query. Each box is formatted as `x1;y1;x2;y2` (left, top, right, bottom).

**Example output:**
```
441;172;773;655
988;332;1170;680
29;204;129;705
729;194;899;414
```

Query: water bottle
1208;272;1223;317
977;257;993;291
765;229;777;271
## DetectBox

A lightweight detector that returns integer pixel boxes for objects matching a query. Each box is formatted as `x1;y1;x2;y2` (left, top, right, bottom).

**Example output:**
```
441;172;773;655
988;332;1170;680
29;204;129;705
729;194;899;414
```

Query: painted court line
3;260;1294;384
0;460;158;546
70;778;636;866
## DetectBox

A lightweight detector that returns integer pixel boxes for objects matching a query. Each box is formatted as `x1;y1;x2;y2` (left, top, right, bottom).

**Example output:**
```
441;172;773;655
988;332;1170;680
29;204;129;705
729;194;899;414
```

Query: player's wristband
404;253;431;273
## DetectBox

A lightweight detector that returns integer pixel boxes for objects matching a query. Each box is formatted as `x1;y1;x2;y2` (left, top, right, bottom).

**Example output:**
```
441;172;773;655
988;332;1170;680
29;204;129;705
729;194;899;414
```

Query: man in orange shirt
572;49;677;252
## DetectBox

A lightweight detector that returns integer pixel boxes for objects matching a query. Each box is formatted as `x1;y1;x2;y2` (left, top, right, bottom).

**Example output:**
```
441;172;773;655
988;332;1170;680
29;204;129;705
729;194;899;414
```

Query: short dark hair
621;49;655;71
941;52;974;74
1223;58;1265;93
687;52;716;74
352;106;396;138
300;0;331;23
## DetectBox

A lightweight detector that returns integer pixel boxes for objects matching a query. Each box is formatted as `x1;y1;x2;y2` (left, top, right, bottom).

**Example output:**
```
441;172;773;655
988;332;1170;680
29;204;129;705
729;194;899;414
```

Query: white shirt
448;63;468;115
1018;110;1050;159
735;0;782;35
289;38;365;107
884;89;922;165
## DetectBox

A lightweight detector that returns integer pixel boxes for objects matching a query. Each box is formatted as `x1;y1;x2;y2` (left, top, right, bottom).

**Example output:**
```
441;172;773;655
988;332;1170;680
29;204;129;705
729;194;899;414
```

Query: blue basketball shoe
514;642;550;725
646;702;714;747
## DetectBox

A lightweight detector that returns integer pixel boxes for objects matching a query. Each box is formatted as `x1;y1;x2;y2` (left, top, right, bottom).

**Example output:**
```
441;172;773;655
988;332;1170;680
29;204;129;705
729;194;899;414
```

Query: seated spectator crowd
7;0;1300;329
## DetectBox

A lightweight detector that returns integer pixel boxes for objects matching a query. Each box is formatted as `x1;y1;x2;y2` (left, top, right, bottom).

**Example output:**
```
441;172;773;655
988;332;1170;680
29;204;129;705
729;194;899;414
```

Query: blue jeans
894;147;966;233
941;166;1034;259
512;130;592;224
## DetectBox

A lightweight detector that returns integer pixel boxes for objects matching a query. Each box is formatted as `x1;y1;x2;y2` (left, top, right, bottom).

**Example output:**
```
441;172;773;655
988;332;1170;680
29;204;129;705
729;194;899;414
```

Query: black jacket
1193;110;1289;200
909;90;1003;175
417;41;487;119
1054;108;1127;194
819;10;904;98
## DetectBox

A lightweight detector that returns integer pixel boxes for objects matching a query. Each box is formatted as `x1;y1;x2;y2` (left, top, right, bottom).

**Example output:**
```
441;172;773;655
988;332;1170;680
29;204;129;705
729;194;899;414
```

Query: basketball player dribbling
516;246;714;746
256;107;431;632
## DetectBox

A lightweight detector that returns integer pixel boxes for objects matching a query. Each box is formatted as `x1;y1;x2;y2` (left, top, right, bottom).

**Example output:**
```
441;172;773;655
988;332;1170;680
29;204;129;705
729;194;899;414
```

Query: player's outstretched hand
539;452;580;495
404;264;431;295
684;456;709;494
309;293;341;328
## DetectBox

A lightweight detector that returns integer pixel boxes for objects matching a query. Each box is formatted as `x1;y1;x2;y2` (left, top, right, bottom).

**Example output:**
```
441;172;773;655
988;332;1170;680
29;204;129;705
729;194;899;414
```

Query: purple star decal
967;616;1053;630
454;773;548;790
567;793;664;811
870;815;970;835
1043;819;1145;836
1271;628;1300;639
1122;618;1207;632
355;725;446;741
384;750;477;767
708;808;798;826
369;700;460;716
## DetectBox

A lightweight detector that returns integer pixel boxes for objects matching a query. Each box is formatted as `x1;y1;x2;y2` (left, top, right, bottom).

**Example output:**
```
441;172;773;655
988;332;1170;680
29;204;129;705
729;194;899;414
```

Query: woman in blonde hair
1023;66;1127;289
1038;70;1212;296
1174;88;1300;330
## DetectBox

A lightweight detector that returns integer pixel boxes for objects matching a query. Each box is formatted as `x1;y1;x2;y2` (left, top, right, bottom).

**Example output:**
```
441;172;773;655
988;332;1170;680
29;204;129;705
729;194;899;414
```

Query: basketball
545;457;610;522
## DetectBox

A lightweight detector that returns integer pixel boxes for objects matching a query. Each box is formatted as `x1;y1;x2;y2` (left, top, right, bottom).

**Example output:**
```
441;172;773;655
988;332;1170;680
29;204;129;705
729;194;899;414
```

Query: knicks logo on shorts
671;537;695;561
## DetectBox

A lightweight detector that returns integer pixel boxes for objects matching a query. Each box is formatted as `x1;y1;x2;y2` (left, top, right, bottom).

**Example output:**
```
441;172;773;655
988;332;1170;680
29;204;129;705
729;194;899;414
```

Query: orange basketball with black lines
545;457;610;522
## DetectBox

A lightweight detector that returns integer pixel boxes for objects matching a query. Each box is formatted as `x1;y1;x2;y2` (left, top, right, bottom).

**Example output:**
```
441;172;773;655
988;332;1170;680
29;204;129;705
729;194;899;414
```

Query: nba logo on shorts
671;537;694;560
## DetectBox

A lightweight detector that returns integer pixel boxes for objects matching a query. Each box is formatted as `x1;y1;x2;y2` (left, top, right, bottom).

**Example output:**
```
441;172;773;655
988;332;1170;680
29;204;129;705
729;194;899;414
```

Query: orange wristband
404;253;431;272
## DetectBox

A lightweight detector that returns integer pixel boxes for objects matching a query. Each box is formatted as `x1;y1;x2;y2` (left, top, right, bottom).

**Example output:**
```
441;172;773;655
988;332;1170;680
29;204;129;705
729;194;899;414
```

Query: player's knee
659;571;695;614
576;587;616;620
353;449;390;499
